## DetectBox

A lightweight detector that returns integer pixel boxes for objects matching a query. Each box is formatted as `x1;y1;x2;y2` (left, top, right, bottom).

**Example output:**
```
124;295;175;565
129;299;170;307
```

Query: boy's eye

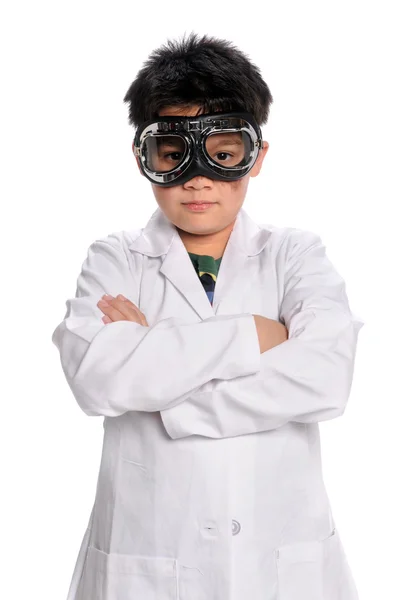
163;152;183;161
214;152;232;162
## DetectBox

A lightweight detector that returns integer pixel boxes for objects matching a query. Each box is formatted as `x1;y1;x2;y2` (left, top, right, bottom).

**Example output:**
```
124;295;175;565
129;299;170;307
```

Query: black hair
123;32;273;129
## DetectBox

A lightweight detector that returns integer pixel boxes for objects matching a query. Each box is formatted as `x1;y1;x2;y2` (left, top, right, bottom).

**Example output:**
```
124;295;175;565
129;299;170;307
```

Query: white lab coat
52;206;364;600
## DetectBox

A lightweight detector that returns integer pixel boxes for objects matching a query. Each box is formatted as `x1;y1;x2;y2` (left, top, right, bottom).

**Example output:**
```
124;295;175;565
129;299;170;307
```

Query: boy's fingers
99;303;142;325
115;295;148;326
114;298;146;325
97;296;148;326
97;301;127;322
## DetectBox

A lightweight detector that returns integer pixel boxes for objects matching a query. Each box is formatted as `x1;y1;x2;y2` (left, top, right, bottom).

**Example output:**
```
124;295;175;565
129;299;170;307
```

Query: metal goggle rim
133;118;262;184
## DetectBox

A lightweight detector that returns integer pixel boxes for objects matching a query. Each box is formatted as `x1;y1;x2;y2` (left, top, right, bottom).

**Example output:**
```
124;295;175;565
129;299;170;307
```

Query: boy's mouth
182;202;216;211
182;201;216;205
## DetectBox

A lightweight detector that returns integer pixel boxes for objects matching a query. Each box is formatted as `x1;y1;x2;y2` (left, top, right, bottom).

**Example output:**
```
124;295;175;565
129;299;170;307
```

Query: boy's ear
249;141;269;178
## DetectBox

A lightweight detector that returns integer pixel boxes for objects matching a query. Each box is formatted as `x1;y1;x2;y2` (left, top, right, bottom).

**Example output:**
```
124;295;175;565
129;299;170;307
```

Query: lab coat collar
128;206;273;319
127;206;271;257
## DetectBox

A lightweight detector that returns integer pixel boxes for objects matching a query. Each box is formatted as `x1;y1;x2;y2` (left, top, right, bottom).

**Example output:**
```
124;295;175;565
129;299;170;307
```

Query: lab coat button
232;519;241;535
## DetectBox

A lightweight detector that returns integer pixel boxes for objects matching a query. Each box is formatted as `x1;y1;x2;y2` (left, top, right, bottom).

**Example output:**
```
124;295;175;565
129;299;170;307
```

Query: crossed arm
52;229;364;435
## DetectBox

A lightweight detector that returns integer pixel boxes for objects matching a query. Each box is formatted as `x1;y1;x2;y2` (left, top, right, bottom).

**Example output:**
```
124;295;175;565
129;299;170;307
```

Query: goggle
133;111;263;187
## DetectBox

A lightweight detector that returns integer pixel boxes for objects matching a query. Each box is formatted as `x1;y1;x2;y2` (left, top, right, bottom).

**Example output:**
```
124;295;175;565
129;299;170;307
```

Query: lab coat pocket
275;528;337;600
77;545;179;600
321;527;359;600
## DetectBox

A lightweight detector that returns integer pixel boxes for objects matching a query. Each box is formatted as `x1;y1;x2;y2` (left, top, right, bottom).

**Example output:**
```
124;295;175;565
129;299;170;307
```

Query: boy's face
133;104;269;239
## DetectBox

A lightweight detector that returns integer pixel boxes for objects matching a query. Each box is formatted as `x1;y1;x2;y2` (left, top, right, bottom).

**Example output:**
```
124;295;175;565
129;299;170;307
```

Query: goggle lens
204;131;252;167
142;135;187;173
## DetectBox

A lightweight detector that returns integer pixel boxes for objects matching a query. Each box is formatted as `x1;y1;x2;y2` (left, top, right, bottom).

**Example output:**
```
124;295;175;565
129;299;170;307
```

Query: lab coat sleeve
51;233;261;417
160;229;365;439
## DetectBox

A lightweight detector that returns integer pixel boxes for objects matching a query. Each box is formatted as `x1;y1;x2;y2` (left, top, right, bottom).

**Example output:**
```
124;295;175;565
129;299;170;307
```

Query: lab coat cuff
241;313;262;372
206;312;262;381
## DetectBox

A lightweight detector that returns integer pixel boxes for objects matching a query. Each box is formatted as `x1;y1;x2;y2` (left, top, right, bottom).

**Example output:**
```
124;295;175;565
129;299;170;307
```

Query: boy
52;32;364;600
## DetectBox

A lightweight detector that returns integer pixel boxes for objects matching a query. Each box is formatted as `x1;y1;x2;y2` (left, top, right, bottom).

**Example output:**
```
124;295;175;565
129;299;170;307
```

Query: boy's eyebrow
155;134;243;148
157;141;184;149
211;138;243;146
208;135;243;146
157;138;185;148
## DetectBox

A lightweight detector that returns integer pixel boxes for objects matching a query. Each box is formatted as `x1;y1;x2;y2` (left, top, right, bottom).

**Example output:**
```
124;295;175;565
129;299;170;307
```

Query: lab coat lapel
128;206;272;320
160;230;219;320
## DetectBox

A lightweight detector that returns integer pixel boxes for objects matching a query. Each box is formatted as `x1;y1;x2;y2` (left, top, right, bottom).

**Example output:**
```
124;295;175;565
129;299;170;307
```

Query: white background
1;1;396;598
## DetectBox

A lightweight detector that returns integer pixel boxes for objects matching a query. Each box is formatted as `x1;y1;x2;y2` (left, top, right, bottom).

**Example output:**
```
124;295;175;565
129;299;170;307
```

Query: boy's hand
253;314;288;353
97;294;149;327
